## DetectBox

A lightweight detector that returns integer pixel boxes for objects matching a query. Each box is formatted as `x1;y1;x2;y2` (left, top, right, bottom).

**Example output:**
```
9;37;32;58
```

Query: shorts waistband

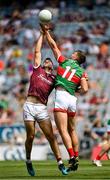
25;101;44;106
56;86;67;91
27;95;43;104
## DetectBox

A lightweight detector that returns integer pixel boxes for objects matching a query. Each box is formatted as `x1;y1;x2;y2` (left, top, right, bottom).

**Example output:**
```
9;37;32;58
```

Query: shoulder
81;71;88;80
57;55;66;63
33;65;43;71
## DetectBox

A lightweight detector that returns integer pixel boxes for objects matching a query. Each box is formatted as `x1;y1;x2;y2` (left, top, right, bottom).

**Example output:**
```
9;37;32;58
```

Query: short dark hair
75;50;86;64
43;57;54;69
45;57;52;61
44;57;53;65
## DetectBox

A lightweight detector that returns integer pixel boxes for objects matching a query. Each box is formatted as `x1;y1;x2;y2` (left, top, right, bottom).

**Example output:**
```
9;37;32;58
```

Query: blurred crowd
0;0;110;157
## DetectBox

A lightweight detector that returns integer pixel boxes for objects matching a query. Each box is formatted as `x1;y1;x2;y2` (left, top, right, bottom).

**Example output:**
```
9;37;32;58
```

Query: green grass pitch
0;160;109;180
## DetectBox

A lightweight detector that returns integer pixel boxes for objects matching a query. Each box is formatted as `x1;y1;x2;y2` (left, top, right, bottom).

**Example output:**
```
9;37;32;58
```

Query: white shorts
54;90;77;116
23;101;49;122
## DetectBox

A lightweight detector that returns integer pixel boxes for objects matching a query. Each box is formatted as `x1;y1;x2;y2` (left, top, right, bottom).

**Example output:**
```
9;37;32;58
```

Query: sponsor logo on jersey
38;74;53;85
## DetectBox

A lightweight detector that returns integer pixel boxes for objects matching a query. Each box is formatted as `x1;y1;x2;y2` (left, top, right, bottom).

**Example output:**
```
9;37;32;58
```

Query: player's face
71;52;78;60
43;59;53;70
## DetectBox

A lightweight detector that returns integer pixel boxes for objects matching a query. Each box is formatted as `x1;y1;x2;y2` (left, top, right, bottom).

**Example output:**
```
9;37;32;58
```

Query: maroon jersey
28;66;55;104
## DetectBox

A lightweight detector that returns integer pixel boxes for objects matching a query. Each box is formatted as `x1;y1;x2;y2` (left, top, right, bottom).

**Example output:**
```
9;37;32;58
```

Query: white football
38;9;52;23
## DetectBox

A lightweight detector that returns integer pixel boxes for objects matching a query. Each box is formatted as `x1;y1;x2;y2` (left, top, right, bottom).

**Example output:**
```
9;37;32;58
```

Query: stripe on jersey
68;112;76;117
58;55;66;63
54;108;67;113
54;108;76;117
57;66;80;84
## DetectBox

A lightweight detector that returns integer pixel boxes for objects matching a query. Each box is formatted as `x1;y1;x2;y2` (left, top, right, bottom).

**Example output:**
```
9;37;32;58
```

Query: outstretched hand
40;23;50;33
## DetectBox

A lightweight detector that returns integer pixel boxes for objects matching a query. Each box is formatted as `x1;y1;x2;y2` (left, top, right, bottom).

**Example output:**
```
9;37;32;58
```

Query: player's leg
24;121;36;176
107;121;110;159
68;115;79;157
54;112;74;159
38;119;68;175
66;94;79;171
93;145;105;167
25;121;35;161
23;102;35;176
67;115;79;171
93;127;110;167
107;134;110;159
68;95;78;156
54;90;74;159
93;142;110;167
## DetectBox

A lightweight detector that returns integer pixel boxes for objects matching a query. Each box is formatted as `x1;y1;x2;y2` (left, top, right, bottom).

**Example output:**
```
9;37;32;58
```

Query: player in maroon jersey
23;31;68;176
41;24;89;172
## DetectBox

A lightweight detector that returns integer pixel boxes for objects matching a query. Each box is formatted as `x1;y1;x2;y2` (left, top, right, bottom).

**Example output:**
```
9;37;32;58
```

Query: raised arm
80;78;88;94
34;33;44;67
40;24;61;60
45;31;61;59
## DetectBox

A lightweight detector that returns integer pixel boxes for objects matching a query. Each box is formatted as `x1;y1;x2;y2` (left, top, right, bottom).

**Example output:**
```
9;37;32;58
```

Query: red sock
67;148;75;158
74;151;79;157
96;155;101;160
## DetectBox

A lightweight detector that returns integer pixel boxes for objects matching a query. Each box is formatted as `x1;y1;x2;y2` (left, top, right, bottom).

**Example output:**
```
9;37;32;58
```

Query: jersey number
62;66;76;81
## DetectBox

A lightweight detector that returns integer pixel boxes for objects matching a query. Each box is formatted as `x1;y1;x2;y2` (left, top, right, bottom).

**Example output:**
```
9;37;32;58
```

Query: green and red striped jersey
55;55;87;95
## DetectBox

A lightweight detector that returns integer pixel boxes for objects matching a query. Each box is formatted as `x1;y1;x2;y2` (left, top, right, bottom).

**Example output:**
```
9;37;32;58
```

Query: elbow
83;89;88;94
35;50;40;54
82;87;88;94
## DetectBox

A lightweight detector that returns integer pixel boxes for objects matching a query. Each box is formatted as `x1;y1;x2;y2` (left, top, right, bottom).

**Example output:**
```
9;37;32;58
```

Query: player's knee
68;126;75;134
47;133;55;142
59;129;68;138
27;134;34;142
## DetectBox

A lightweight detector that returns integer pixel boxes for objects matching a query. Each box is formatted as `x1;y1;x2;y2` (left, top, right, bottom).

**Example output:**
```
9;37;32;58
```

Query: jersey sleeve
33;64;41;70
33;64;40;69
57;55;66;64
81;72;88;80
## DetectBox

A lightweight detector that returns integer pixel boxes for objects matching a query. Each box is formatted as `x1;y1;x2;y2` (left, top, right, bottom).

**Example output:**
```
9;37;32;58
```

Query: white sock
58;160;63;165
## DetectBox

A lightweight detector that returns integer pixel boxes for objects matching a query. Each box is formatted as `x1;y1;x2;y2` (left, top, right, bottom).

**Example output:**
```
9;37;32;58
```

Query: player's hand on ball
40;23;50;33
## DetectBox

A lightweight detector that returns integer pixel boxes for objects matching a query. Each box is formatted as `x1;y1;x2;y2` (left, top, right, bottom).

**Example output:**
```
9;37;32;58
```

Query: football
38;9;52;23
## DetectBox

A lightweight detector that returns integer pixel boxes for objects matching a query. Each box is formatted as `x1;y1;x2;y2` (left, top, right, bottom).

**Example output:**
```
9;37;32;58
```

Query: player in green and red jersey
55;53;87;95
41;24;88;172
